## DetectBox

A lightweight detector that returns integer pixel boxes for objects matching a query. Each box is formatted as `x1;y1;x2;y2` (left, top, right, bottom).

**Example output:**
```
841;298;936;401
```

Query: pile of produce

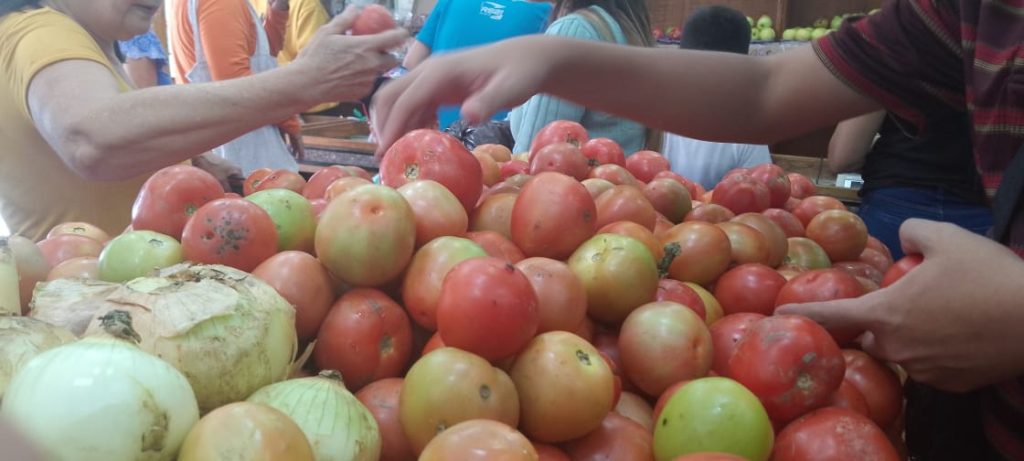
0;119;913;460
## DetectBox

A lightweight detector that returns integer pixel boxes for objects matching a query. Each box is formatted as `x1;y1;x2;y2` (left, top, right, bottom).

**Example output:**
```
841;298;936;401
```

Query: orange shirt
170;0;298;135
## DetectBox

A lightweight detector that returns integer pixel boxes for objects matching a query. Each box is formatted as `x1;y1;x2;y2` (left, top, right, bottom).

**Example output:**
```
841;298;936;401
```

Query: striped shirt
814;0;1024;459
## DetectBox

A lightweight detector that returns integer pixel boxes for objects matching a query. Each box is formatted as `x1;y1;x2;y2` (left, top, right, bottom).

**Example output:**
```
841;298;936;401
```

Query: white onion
29;277;120;335
0;238;20;316
247;370;382;461
0;316;75;399
1;310;200;461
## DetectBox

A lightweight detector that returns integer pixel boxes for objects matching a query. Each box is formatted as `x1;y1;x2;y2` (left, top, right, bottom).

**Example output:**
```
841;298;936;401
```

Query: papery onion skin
247;371;382;461
0;316;76;398
178;402;315;461
1;319;200;461
0;238;20;316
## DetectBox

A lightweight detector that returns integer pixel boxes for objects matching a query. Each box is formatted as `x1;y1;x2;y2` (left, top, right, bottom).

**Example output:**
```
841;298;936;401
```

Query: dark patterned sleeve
813;0;967;135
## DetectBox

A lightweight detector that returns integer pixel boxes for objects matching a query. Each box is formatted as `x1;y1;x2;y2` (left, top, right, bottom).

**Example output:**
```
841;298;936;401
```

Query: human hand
777;219;1024;392
370;35;560;160
192;153;243;192
292;7;408;110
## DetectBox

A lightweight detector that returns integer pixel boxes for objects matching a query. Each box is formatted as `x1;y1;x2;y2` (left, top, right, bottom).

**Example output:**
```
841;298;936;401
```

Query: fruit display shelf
657;39;809;57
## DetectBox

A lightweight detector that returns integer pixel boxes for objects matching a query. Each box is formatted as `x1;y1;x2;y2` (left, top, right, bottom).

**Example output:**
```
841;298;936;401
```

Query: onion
0;316;75;399
29;277;120;335
178;402;315;461
1;310;200;461
247;370;382;461
32;263;298;413
0;238;20;316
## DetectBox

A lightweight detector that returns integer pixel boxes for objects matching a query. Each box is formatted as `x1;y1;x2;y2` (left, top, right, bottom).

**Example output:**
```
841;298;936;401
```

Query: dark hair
0;0;41;17
679;5;750;55
552;0;654;47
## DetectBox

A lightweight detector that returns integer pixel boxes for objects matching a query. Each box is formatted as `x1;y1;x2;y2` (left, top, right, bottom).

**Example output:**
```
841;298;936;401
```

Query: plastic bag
444;120;515;151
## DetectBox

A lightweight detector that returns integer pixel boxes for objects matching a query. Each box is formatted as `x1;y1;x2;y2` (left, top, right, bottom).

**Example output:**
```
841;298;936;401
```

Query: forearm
540;39;880;144
827;111;884;173
62;68;310;179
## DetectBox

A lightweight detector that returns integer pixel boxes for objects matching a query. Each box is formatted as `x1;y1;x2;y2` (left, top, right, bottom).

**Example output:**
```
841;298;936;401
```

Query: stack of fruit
782;9;879;42
749;15;776;42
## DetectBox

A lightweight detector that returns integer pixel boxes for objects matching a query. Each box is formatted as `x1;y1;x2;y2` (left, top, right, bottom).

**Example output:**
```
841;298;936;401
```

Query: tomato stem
98;310;142;344
658;242;681;279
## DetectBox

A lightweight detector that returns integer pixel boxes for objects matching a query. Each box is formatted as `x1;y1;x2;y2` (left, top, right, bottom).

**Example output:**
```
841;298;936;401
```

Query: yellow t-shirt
253;0;337;112
0;9;147;241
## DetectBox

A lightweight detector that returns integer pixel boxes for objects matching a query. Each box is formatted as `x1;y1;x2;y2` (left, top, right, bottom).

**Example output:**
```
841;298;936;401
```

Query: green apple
782;28;797;41
830;15;843;29
812;27;830;40
813;17;828;29
751;28;759;40
98;230;183;283
246;188;316;252
758;28;776;41
746;16;753;27
794;28;812;41
756;14;772;29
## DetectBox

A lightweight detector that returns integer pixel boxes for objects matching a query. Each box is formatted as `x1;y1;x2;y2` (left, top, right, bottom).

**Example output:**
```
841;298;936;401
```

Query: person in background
252;0;342;114
661;5;771;189
369;2;1024;458
508;0;654;154
169;0;304;175
0;0;404;241
402;0;551;131
829;110;992;260
119;27;173;88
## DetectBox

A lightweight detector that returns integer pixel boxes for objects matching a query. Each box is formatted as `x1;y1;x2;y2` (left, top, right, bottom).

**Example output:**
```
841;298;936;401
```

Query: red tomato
684;203;736;224
420;332;446;357
731;213;787;268
419;420;536;461
880;254;923;288
713;263;787;316
36;234;104;267
842;350;903;428
866;235;893;261
529;142;590;180
619;301;713;397
772;407;900;461
243;168;272;196
729;315;846;424
654;212;675;239
615;391;655;431
180;198;277;272
599;221;663;261
589;164;641;186
500;160;530;179
533;443;570;461
511;172;597;259
309;198;328;220
466;230;526;263
131;165;224;239
254;169;306;194
712;174;770;214
251;251;335;343
582;178;615;200
470;193;516;239
46;221;111;243
341;166;373;181
762;208;805;238
832;261;884;285
302;166;350;200
474;144;513;163
591;329;638;395
655;279;707;320
774;269;865;345
660;222;732;286
748;164;792;208
397;180;470;248
857;248;893;274
473;152;501;187
313;288;413;391
644;178;693;224
787;173;817;199
563;412;654;461
826;380;871;418
355;378;416;461
402;236;488;330
625;150;670;183
792;196;846;227
806;210;868;262
514;257;588;334
708;313;765;377
324;177;372;201
380;129;484;214
46;256;99;281
595;185;658;231
510;332;615;443
581;137;626;167
530;120;589;156
716;221;772;266
436;257;540;361
351;4;397;35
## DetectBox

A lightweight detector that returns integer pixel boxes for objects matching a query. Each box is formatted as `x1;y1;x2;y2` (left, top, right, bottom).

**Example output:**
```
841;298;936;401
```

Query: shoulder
546;11;598;38
1;8;107;69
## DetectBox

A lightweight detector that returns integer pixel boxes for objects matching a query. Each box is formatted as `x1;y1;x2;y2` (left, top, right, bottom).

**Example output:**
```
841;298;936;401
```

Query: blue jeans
857;186;993;260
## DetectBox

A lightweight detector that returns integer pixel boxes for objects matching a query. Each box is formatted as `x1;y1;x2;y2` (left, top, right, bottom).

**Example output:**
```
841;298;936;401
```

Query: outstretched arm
371;36;881;155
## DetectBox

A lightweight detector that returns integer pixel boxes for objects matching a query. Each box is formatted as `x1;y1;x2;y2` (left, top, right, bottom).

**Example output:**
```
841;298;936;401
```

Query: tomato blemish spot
405;163;420;180
479;384;491;401
796;372;813;390
379;335;393;354
435;422;447;434
148;239;163;248
801;352;817;364
575;349;592;366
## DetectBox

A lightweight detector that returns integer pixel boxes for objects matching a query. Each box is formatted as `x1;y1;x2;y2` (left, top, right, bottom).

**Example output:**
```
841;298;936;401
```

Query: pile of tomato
28;120;917;460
